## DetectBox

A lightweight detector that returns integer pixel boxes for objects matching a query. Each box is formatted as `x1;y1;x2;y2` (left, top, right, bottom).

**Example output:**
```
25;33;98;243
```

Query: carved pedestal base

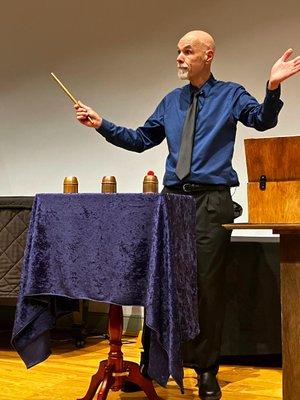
78;304;160;400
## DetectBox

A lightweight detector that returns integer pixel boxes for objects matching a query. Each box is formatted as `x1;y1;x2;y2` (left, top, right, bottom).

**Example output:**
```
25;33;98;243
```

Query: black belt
167;183;230;193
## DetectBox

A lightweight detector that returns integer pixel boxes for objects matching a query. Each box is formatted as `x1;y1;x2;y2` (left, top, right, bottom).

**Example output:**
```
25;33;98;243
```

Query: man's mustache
177;65;189;70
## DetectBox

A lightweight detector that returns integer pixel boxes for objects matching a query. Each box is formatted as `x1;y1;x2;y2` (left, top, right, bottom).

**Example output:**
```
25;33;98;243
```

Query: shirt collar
189;74;216;98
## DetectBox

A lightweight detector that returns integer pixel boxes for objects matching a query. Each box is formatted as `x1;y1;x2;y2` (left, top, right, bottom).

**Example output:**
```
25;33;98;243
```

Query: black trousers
143;185;234;372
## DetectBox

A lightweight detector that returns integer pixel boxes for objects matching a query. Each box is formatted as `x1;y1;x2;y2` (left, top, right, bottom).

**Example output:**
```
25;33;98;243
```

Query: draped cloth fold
11;193;199;390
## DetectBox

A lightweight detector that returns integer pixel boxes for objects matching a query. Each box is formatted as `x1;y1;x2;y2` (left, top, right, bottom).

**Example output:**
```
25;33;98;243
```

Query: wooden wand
50;72;94;125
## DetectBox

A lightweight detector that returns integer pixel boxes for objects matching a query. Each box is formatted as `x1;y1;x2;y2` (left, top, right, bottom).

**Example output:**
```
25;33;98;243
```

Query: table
224;223;300;400
12;193;199;397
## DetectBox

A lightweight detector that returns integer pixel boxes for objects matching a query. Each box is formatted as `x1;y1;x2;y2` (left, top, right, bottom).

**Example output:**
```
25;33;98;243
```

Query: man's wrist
268;79;280;91
94;118;102;129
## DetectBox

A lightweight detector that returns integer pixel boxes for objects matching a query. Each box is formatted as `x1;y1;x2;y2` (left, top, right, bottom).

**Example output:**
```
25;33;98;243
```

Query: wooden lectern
224;135;300;400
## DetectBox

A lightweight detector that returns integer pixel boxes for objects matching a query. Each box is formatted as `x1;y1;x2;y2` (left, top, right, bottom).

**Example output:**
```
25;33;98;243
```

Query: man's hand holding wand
74;100;102;129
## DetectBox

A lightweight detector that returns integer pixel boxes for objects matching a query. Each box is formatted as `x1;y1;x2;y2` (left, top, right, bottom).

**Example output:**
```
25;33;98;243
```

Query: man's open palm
270;48;300;88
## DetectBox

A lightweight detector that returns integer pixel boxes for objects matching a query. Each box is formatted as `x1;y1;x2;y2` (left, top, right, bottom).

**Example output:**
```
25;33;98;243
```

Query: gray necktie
175;90;200;180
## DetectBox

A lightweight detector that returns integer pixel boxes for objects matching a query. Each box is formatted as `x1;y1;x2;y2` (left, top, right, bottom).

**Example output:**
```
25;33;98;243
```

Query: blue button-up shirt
97;75;283;187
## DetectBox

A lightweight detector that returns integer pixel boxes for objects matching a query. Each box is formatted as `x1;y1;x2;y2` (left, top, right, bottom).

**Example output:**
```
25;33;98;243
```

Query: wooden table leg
96;365;115;400
77;361;108;400
280;234;300;400
78;304;160;400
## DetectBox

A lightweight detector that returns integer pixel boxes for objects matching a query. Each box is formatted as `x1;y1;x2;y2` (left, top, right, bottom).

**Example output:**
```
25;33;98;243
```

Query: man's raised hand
268;48;300;90
74;101;102;129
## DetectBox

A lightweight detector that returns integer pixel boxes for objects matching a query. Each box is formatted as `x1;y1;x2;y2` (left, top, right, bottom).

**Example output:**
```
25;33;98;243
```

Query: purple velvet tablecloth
12;193;199;389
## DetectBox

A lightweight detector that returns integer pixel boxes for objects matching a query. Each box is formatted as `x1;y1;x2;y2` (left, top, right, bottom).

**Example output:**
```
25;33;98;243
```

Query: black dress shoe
198;371;222;400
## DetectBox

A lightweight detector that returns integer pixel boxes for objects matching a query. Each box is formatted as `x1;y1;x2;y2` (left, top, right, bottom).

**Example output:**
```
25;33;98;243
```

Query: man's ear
205;50;214;63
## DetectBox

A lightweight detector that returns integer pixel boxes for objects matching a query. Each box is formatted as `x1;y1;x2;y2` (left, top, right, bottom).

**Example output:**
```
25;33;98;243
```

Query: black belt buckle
182;183;194;192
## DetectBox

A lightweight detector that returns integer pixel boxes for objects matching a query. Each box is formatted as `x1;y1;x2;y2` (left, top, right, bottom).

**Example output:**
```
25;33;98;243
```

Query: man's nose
177;52;184;63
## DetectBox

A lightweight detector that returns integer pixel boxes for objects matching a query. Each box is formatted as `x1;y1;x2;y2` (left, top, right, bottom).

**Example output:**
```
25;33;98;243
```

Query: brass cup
101;176;117;193
63;176;78;193
143;173;158;193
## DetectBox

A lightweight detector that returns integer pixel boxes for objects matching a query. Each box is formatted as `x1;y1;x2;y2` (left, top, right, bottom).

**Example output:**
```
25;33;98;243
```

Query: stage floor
0;332;282;399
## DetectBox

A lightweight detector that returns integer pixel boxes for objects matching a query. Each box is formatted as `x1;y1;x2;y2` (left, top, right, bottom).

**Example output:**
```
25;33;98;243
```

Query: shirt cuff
266;81;281;98
95;118;114;138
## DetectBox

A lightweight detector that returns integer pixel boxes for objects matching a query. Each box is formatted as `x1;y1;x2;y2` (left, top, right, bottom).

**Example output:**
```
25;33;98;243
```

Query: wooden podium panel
224;223;300;400
245;136;300;182
280;234;300;400
248;181;300;223
245;136;300;223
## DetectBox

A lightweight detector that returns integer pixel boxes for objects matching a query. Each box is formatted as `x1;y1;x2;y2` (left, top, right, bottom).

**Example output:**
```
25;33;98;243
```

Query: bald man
75;31;300;400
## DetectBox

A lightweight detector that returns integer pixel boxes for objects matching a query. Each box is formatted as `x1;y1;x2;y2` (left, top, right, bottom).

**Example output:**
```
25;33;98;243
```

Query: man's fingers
74;99;101;128
77;115;88;121
293;56;300;64
75;100;90;112
282;48;293;62
77;100;89;109
76;111;88;117
74;105;87;112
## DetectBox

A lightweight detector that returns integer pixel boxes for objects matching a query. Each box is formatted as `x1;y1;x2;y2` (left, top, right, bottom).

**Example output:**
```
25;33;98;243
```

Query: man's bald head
179;30;215;52
177;30;215;86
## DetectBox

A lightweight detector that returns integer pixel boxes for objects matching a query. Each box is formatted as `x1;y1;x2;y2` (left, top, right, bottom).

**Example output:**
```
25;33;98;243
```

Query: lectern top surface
223;223;300;231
